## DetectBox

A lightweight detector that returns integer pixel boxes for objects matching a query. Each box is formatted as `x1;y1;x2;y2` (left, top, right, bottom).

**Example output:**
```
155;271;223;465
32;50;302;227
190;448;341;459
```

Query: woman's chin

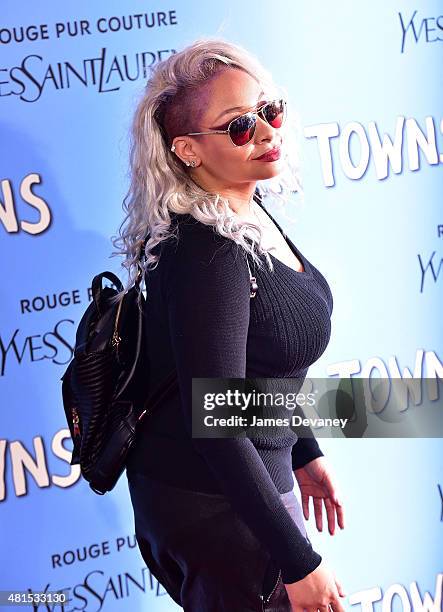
253;160;284;180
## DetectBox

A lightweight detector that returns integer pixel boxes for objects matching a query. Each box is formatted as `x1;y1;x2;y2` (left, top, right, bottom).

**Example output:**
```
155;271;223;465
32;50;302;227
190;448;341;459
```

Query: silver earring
185;161;190;166
170;144;176;152
190;160;196;167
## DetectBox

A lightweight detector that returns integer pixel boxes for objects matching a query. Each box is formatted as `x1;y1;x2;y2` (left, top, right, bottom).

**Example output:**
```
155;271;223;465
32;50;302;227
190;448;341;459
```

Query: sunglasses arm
185;130;229;136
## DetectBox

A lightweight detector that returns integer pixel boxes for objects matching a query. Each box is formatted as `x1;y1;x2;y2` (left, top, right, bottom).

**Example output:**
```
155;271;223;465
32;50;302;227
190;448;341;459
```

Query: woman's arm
290;398;324;470
162;220;322;584
292;437;324;470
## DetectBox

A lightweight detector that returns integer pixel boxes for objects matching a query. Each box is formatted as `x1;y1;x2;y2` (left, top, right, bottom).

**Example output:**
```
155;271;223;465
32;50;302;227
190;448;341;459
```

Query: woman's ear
171;136;200;167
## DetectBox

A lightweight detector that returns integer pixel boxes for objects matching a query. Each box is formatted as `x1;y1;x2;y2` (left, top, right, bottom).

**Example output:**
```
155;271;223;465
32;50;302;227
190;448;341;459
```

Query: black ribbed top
126;194;334;584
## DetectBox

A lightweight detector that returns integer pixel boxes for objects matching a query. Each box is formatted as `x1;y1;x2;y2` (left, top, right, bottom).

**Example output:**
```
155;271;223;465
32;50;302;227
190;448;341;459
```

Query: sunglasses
184;98;287;147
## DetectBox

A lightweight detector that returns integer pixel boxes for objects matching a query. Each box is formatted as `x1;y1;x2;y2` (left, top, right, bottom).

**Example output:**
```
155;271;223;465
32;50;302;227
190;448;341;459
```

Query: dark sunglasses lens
229;113;256;146
263;100;286;128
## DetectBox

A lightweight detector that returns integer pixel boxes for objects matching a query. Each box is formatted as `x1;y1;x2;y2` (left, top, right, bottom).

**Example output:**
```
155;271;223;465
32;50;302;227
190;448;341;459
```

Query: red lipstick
254;147;281;162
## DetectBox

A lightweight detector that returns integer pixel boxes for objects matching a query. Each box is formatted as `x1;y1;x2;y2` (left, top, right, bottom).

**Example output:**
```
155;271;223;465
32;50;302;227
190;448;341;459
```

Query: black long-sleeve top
126;193;334;584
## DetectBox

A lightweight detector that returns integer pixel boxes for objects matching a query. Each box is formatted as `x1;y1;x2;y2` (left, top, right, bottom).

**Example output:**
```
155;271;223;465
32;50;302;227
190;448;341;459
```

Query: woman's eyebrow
213;90;266;122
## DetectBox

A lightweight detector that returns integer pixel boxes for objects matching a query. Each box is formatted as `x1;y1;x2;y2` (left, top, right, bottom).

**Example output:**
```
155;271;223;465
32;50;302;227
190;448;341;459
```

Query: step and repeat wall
1;1;442;610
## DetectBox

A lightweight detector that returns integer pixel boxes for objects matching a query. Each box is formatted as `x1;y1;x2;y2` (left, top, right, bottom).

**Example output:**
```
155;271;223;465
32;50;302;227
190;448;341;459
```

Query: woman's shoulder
169;211;223;235
164;212;239;261
151;213;249;291
150;214;250;301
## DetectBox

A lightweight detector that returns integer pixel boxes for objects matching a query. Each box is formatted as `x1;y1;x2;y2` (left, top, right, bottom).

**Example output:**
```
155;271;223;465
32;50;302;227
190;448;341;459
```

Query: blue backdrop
1;1;442;610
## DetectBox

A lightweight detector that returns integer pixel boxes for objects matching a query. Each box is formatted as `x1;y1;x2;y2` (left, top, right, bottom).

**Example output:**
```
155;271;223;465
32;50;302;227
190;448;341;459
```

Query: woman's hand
285;558;346;612
294;456;344;535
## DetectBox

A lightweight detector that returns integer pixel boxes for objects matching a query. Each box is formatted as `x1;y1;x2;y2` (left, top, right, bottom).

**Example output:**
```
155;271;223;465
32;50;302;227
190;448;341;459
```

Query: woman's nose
255;114;275;142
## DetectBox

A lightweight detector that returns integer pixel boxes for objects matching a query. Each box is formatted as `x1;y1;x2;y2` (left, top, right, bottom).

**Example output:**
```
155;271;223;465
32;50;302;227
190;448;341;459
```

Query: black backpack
60;245;177;495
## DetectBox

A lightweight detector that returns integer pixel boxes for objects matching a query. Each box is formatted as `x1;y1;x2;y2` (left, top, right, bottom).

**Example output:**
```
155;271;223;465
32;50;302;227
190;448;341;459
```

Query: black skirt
126;470;310;611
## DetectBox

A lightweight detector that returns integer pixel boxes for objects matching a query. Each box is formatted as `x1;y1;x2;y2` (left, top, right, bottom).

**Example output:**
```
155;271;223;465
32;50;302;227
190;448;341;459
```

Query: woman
114;38;346;611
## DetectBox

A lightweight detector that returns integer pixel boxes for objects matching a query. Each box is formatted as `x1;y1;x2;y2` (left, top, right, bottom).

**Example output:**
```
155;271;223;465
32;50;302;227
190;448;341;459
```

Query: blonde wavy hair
111;36;304;298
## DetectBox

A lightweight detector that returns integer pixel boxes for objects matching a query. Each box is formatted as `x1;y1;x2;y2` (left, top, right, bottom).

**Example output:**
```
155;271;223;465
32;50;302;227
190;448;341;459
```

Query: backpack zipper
137;370;178;423
72;407;81;438
260;568;281;609
111;297;124;349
